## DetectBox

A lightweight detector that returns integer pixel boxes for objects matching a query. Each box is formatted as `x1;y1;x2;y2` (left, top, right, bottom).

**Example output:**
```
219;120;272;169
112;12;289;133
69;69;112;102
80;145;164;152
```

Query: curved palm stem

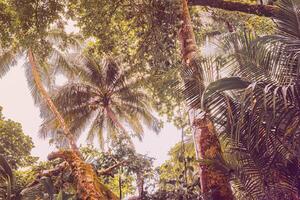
28;48;79;152
105;106;126;134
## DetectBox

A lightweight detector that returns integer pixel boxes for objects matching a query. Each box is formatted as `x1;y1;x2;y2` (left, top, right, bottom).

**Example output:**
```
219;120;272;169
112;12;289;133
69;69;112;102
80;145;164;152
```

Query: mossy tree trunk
48;150;118;200
178;1;234;199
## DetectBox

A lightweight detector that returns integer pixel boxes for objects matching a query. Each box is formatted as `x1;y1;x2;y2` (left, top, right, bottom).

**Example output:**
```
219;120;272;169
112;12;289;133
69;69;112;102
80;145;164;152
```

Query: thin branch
98;160;127;175
25;162;68;188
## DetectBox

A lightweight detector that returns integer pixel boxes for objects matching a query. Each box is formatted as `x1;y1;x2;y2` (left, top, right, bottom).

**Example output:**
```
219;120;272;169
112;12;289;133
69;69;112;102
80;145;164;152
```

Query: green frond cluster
0;155;14;200
40;55;160;149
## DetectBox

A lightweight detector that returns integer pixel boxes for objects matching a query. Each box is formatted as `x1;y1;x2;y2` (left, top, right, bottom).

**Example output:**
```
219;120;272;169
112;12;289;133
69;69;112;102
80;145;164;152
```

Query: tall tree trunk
193;117;234;199
179;1;234;199
28;49;117;200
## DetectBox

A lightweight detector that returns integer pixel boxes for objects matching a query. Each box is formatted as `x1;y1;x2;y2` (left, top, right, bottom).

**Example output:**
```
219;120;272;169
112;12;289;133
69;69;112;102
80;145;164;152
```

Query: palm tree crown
40;55;160;149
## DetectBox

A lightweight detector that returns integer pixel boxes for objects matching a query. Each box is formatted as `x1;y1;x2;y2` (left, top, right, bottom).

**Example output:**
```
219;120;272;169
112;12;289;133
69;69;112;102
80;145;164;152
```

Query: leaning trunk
48;150;118;200
28;49;78;152
179;1;233;199
28;49;117;200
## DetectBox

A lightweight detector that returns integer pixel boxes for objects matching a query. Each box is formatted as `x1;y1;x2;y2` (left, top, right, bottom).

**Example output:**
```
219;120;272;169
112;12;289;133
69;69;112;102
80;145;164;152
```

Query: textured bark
189;0;279;17
28;49;79;152
179;0;198;65
179;1;234;199
193;117;233;199
48;150;118;200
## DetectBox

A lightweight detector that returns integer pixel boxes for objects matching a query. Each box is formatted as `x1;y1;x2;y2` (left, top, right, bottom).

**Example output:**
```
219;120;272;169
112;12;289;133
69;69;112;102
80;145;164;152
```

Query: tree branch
189;0;279;17
98;160;127;175
25;162;68;188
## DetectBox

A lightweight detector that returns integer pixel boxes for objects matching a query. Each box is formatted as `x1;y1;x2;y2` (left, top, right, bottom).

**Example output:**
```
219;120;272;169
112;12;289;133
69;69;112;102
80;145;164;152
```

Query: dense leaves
0;107;37;169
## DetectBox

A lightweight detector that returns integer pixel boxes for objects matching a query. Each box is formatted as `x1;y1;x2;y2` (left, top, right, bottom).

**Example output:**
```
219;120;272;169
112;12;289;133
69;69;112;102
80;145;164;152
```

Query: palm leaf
41;55;159;148
0;154;14;200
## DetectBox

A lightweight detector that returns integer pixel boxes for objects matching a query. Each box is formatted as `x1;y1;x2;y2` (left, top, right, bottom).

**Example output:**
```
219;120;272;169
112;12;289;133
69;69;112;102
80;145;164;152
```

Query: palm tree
0;28;81;151
184;0;300;199
40;55;160;149
1;27;118;199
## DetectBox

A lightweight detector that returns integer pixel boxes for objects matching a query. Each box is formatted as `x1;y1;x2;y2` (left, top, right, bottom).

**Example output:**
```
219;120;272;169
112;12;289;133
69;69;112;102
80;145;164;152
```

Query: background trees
0;107;37;169
0;107;37;199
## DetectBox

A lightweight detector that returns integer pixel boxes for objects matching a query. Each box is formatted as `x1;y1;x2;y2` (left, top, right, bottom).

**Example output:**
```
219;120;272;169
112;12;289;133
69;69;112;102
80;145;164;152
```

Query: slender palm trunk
179;1;233;199
136;171;144;199
119;173;122;200
28;49;117;199
28;49;78;152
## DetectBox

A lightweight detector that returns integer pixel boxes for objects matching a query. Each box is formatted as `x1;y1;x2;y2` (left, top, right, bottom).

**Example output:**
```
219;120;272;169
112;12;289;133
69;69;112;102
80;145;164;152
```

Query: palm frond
41;54;159;148
253;0;300;84
24;57;43;105
0;155;14;200
0;47;20;78
276;0;300;40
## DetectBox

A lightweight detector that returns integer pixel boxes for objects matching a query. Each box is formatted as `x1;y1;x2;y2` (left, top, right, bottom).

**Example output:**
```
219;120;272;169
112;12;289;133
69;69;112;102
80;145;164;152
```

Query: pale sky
0;60;181;167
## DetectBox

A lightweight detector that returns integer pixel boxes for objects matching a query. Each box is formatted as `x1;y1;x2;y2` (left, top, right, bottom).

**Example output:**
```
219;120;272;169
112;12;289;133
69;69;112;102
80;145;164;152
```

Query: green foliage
17;142;154;199
66;0;188;128
67;0;181;61
81;138;155;198
156;142;199;198
0;106;37;169
17;158;78;200
0;0;66;48
0;154;14;200
1;0;298;199
203;77;250;102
